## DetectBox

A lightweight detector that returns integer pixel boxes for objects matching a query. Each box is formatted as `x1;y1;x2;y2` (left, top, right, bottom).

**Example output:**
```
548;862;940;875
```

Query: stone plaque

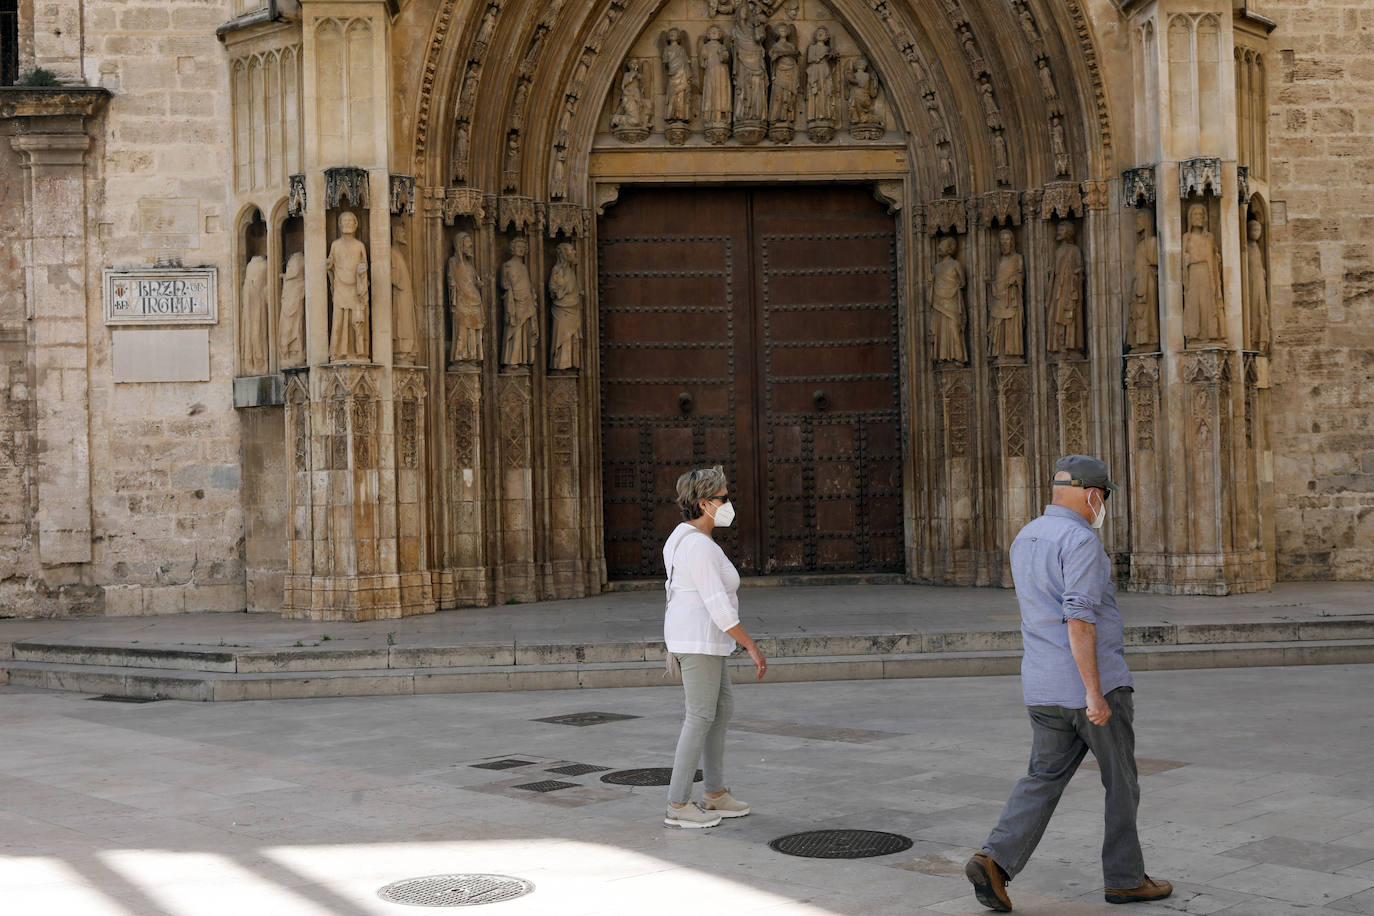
138;197;201;249
111;328;211;383
103;267;218;325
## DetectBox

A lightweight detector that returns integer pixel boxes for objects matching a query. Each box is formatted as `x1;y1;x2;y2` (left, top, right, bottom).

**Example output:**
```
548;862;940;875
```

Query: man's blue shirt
1010;505;1133;707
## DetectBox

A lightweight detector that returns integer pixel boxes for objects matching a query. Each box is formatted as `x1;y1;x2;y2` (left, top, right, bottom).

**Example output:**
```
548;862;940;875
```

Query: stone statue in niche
1037;58;1064;116
806;27;837;143
768;22;800;143
1246;218;1270;354
847;57;884;140
550;146;569;200
931;237;968;365
1050;116;1070;177
240;254;270;376
731;3;769;144
700;26;733;145
391;223;419;364
1128;210;1160;353
548;242;582;371
993;130;1010;185
661;28;694;146
977;75;1002;131
451;122;470;184
279;251;306;368
500;236;537;368
327;210;370;362
448;231;483;364
503;132;521;192
611;61;652;143
1047;220;1084;354
990;229;1025;359
1182;203;1226;347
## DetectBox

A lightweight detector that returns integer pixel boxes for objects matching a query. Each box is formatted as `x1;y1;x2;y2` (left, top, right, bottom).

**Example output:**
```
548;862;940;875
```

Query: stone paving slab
3;663;1374;914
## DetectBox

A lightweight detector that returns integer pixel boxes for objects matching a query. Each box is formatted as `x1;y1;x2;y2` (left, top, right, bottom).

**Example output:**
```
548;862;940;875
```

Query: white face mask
708;499;735;528
1088;490;1107;530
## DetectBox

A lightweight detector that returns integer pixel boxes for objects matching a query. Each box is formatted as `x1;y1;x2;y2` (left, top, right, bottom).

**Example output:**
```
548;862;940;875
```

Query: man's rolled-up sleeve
1060;535;1106;622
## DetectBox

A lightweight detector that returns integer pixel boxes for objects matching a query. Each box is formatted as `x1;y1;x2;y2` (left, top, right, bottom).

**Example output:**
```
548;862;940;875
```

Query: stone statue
500;236;537;367
548;242;582;371
550;146;569;200
502;132;521;192
731;3;769;143
1128;210;1160;352
1247;218;1270;354
806;27;837;142
768;22;800;143
847;56;884;140
662;28;693;144
1050;116;1070;177
391;224;419;363
931;237;967;364
1047;220;1084;354
279;251;306;368
451;122;470;183
990;230;1025;358
448;232;483;364
993;130;1010;185
700;26;732;145
1182;203;1225;346
977;75;1002;131
328;211;370;362
611;61;651;143
240;254;270;376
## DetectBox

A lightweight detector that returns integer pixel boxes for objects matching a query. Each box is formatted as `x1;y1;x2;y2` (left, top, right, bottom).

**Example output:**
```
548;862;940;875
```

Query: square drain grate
545;763;612;777
533;711;641;727
469;758;538;770
512;780;579;793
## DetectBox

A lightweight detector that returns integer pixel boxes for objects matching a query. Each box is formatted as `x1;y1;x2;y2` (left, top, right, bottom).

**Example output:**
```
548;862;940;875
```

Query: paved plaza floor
3;664;1374;915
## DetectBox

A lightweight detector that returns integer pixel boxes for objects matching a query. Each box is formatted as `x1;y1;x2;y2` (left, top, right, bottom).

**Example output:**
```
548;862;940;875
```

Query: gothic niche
611;60;652;143
391;221;420;365
448;229;484;366
1127;208;1160;353
327;209;371;363
1182;200;1225;348
1244;203;1271;355
500;234;537;369
989;228;1025;360
548;241;583;371
1047;219;1085;357
661;28;694;145
931;235;968;366
846;56;884;141
239;209;270;377
278;214;305;369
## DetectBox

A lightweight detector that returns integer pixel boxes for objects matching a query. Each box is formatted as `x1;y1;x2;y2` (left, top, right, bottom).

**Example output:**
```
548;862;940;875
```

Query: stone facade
0;0;1369;618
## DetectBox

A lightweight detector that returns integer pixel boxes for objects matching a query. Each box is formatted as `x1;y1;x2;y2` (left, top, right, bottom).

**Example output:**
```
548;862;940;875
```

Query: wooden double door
598;185;904;578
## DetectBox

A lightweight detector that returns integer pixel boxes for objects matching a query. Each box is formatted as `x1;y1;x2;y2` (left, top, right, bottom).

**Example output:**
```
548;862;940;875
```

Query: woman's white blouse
663;522;741;656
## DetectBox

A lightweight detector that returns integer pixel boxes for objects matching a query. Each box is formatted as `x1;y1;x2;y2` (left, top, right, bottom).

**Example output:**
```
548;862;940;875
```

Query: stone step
7;617;1374;675
4;638;1373;702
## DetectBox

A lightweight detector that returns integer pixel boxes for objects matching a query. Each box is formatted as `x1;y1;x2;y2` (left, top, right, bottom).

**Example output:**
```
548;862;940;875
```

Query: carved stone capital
288;174;307;217
498;195;536;232
1080;179;1109;211
546;202;586;238
1124;353;1162;388
325;167;370;210
389;174;416;215
1180;157;1222;199
1121;166;1155;208
981;190;1022;227
926;198;967;235
1041;181;1083;219
442;187;486;225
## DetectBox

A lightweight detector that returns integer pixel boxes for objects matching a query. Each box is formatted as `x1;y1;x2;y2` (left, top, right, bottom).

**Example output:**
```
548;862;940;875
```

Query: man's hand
1085;690;1111;726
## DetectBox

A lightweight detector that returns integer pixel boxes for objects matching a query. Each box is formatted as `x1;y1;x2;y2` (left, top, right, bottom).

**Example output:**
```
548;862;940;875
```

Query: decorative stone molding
546;202;588;238
872;180;903;215
1180;157;1222;199
1122;166;1155;208
926;198;967;235
325;166;369;209
1184;347;1230;384
0;86;112;120
442;187;485;224
1125;354;1161;452
497;195;536;232
981;190;1021;227
288;173;306;217
389;174;415;215
1041;181;1083;219
911;205;925;237
594;183;621;216
1021;189;1043;223
1080;179;1109;211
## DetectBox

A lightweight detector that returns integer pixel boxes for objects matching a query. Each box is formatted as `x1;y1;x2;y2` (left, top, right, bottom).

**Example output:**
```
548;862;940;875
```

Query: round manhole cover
600;767;702;786
377;874;534;907
768;829;914;859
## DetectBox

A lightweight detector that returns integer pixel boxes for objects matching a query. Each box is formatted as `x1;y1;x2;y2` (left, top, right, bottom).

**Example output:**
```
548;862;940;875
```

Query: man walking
965;456;1172;911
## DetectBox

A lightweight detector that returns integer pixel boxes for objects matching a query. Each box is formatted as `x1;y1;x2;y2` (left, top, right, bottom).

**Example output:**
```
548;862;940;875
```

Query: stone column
7;89;110;573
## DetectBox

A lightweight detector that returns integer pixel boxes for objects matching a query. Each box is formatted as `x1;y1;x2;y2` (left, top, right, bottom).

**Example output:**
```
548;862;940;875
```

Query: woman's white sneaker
702;791;750;817
664;802;723;829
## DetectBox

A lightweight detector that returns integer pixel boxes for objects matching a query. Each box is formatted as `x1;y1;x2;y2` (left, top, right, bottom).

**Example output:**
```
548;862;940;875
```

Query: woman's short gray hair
676;465;727;520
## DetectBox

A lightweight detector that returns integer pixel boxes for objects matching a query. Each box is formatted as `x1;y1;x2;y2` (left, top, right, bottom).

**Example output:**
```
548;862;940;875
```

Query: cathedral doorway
598;184;904;579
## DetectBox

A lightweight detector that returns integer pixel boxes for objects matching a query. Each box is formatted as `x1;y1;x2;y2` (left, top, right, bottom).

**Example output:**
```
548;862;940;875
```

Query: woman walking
662;466;767;829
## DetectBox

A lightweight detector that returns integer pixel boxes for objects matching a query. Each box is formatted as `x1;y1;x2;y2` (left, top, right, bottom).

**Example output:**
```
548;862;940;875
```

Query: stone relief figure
1182;203;1226;346
700;26;733;145
548;242;582;371
391;224;419;363
500;236;537;368
1247;218;1271;354
977;75;1002;131
990;230;1025;359
806;27;837;143
768;22;800;143
931;237;968;364
993;130;1011;185
279;251;306;368
731;3;769;144
328;210;370;362
502;132;521;192
550;146;569;200
847;57;884;140
611;61;651;143
1047;220;1084;354
1050;116;1070;177
448;232;484;364
662;28;694;145
1128;210;1160;352
240;254;270;376
451;122;470;184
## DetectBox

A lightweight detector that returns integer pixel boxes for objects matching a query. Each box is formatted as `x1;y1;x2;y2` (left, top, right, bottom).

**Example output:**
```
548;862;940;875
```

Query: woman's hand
747;643;768;680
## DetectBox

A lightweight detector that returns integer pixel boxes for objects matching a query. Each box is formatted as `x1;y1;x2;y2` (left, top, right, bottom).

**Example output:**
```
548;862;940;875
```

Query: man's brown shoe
965;851;1012;912
1105;875;1172;904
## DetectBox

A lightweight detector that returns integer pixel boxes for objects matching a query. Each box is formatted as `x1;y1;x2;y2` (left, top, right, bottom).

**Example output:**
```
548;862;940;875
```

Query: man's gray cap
1052;454;1118;494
